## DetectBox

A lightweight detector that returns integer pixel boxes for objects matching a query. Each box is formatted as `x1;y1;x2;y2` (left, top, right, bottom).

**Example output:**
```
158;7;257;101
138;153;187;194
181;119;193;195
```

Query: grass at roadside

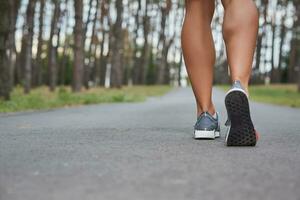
0;85;173;113
217;84;300;108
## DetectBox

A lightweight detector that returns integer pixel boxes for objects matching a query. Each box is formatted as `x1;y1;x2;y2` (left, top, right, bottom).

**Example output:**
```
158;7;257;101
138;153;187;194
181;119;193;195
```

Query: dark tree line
0;0;300;100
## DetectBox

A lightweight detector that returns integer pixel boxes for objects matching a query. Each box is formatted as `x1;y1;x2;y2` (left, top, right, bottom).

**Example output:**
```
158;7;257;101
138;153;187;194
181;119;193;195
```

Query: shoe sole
225;90;257;146
194;130;220;139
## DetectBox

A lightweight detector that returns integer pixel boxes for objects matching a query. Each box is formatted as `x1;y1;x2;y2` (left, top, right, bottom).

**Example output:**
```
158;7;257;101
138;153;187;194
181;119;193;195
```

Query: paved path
0;87;300;200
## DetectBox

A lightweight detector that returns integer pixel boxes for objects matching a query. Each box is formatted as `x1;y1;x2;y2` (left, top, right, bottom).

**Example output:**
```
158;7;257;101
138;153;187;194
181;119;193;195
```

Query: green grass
218;84;300;108
0;85;173;113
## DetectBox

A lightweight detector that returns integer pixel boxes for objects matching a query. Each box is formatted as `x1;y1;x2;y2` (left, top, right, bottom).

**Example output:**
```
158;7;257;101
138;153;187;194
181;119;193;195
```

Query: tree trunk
270;11;279;83
178;53;183;87
255;0;269;71
255;34;263;71
59;0;70;86
288;2;300;84
132;2;151;85
83;0;94;44
156;0;172;84
83;0;95;89
72;0;84;92
288;39;297;83
84;0;99;89
35;0;45;86
8;0;20;91
0;1;13;100
278;1;287;72
48;0;61;91
110;0;124;88
138;3;151;85
98;0;110;87
99;30;108;87
163;39;173;84
22;0;36;94
298;61;300;92
131;0;142;85
292;2;300;91
90;0;100;86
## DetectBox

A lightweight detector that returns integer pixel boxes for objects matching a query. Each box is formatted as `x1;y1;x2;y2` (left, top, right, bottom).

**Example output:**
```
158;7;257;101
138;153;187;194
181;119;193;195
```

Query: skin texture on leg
222;0;259;94
181;0;216;117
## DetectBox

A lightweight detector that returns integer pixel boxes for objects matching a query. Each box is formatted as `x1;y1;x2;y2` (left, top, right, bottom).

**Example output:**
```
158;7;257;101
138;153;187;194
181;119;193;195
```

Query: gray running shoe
225;80;258;146
194;111;220;139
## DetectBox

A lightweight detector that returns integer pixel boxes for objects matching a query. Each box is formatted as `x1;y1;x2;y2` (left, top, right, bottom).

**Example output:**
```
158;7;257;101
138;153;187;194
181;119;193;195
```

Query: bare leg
181;0;216;117
222;0;259;94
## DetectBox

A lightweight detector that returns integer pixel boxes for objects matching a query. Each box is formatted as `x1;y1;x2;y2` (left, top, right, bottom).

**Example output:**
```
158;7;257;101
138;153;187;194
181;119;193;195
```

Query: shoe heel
225;91;257;146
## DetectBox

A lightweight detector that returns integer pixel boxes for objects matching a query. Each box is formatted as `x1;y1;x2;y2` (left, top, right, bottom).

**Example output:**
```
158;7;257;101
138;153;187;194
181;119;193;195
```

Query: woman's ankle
197;103;216;117
232;79;249;95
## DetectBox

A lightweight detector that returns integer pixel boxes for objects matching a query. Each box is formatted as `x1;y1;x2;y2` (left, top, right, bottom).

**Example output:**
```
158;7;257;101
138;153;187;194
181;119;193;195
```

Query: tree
21;0;36;94
98;0;110;87
83;0;96;89
288;1;300;85
35;0;46;86
48;0;61;91
8;0;20;90
156;0;172;84
110;0;124;88
277;0;288;72
72;0;84;92
0;1;14;100
255;0;269;72
87;0;100;87
292;2;300;92
138;6;151;84
59;0;70;86
270;2;279;83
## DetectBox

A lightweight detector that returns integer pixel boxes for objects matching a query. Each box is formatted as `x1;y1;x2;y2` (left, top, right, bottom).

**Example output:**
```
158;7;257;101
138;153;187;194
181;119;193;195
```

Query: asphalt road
0;87;300;200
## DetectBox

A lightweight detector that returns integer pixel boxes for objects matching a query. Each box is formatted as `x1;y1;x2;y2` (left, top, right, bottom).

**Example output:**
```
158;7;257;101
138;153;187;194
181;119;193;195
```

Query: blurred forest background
0;0;300;101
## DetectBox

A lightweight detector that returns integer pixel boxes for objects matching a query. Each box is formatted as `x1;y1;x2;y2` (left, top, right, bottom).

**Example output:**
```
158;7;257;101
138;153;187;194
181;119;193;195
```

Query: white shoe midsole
225;126;231;143
226;88;249;98
194;130;220;139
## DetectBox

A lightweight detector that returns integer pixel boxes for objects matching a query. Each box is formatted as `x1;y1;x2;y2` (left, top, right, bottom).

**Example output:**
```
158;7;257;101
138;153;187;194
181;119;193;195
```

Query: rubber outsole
225;90;257;146
194;130;220;139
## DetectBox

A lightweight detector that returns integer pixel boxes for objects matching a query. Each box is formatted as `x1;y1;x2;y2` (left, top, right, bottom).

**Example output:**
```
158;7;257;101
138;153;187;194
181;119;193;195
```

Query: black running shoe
225;81;259;146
